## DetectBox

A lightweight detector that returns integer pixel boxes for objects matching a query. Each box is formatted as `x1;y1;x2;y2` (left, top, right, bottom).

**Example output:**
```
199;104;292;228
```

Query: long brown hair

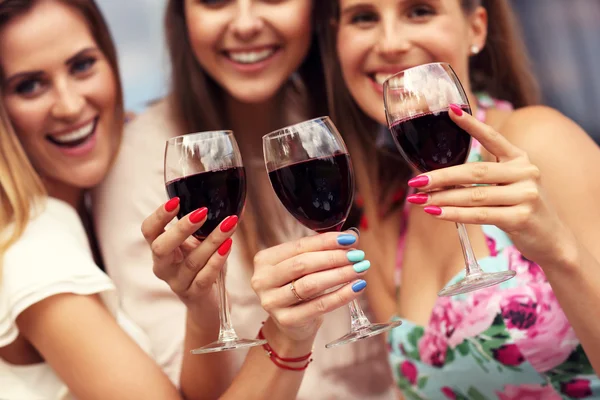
0;0;123;275
316;0;540;220
164;0;327;259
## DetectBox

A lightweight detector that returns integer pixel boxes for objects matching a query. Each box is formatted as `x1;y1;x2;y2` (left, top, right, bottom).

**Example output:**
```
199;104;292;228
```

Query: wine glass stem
216;269;239;342
456;222;484;276
348;299;371;330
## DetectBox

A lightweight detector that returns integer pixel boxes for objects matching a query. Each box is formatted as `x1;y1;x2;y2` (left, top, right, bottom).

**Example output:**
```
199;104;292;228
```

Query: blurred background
97;0;600;141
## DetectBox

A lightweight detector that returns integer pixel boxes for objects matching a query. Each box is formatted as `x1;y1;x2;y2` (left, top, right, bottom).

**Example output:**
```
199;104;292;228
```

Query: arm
17;293;181;400
503;106;600;374
407;105;600;374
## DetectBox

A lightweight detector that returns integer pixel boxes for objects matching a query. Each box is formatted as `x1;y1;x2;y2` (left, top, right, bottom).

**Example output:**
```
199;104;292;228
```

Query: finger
182;238;233;296
264;261;370;310
408;181;539;208
150;207;209;260
253;230;359;266
449;104;523;161
141;197;181;245
276;280;367;327
270;249;367;287
408;162;539;190
173;216;239;289
421;204;533;231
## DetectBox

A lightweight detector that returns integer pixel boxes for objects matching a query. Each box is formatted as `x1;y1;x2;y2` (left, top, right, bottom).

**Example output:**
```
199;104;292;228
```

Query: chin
230;84;282;105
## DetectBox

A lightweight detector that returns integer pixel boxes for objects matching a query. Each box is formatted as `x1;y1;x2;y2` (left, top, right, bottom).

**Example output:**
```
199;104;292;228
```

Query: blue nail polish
337;234;356;246
353;260;371;273
347;250;365;263
352;280;367;292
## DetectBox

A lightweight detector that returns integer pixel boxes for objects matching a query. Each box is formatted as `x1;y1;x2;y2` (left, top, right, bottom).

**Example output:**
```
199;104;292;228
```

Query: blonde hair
0;99;46;276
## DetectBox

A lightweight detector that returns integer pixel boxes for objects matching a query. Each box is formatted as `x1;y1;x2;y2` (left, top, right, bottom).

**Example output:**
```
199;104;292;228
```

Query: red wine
165;167;246;239
390;107;472;172
269;153;354;233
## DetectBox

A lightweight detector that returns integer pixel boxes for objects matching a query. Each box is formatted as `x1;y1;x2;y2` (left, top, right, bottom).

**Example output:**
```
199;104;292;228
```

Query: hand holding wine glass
160;130;266;354
251;231;369;342
405;105;572;270
263;117;402;348
383;62;516;296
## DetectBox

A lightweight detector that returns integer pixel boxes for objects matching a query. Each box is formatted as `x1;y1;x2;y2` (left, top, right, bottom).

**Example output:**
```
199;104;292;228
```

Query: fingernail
347;250;365;263
424;206;442;216
449;104;463;116
218;238;233;256
189;207;208;223
408;175;429;188
352;280;367;292
353;260;371;273
406;193;428;205
220;215;239;233
165;197;180;212
337;234;357;246
347;227;360;237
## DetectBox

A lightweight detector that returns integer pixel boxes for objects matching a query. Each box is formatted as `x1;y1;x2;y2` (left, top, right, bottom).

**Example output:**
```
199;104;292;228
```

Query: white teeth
51;121;95;144
374;73;397;85
228;49;275;64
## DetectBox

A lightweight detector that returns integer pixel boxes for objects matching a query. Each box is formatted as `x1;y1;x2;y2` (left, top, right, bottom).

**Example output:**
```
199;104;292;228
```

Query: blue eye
15;79;42;96
71;57;96;74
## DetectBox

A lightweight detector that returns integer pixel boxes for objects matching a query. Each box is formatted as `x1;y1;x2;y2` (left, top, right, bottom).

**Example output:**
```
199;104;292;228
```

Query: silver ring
289;280;304;302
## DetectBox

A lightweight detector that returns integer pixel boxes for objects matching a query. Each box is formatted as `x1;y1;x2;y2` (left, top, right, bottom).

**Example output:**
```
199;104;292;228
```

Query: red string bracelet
257;327;313;371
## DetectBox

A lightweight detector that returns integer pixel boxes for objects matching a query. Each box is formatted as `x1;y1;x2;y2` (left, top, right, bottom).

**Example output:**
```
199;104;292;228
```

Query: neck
45;179;84;212
224;91;286;161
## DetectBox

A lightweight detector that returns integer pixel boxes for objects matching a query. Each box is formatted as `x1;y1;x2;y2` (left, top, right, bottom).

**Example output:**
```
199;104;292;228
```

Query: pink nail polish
424;206;442;216
406;193;428;205
449;104;463;116
408;175;430;188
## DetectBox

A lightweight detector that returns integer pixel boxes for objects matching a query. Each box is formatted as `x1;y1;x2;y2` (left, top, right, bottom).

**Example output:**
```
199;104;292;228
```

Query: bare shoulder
500;105;596;154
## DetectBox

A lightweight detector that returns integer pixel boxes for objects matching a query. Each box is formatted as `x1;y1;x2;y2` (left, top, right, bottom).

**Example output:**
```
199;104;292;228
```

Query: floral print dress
387;95;599;400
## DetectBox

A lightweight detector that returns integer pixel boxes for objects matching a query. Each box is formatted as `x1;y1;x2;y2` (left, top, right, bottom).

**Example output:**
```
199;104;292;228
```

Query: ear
467;6;488;53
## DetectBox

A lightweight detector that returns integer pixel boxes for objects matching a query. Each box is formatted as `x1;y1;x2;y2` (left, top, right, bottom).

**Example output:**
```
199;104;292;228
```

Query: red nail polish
424;206;442;216
406;193;428;205
165;197;180;212
408;175;430;188
218;238;233;256
220;215;239;233
449;104;463;116
189;208;208;224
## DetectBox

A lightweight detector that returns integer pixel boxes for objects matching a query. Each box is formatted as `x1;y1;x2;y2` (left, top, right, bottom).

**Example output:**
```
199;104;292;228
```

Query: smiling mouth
46;118;98;148
223;47;279;65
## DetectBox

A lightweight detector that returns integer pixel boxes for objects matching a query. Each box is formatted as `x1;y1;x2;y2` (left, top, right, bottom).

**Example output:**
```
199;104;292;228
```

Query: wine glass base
325;320;403;349
438;270;516;297
191;338;267;355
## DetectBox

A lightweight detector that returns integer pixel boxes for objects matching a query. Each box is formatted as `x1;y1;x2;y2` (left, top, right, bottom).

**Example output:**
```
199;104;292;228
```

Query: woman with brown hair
94;0;396;398
316;0;600;398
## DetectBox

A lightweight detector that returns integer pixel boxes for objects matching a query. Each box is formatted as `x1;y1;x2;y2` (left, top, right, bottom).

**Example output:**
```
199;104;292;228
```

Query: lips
46;117;98;148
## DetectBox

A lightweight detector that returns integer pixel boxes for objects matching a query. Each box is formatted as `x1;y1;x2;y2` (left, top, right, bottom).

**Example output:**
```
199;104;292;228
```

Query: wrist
261;318;316;359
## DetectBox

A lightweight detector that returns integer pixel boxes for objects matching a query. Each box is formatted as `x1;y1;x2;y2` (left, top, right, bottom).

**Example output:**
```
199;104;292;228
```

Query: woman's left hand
405;105;576;267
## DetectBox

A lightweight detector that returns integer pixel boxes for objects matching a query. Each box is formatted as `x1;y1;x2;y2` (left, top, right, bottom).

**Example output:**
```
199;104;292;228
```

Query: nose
230;2;264;41
374;17;410;60
51;79;85;121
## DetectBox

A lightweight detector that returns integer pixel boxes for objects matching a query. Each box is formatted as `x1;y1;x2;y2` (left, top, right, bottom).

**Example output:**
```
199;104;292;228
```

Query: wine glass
164;131;267;353
262;117;402;348
382;62;516;297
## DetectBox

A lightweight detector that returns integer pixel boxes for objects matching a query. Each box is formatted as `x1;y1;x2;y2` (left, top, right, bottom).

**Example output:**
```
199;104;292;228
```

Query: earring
470;45;479;55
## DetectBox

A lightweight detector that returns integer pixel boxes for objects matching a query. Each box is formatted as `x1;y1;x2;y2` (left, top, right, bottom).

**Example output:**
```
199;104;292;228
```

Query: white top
93;98;396;399
0;198;152;400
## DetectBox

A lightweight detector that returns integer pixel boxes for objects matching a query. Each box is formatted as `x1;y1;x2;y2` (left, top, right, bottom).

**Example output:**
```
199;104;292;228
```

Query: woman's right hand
251;231;370;342
140;197;238;325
